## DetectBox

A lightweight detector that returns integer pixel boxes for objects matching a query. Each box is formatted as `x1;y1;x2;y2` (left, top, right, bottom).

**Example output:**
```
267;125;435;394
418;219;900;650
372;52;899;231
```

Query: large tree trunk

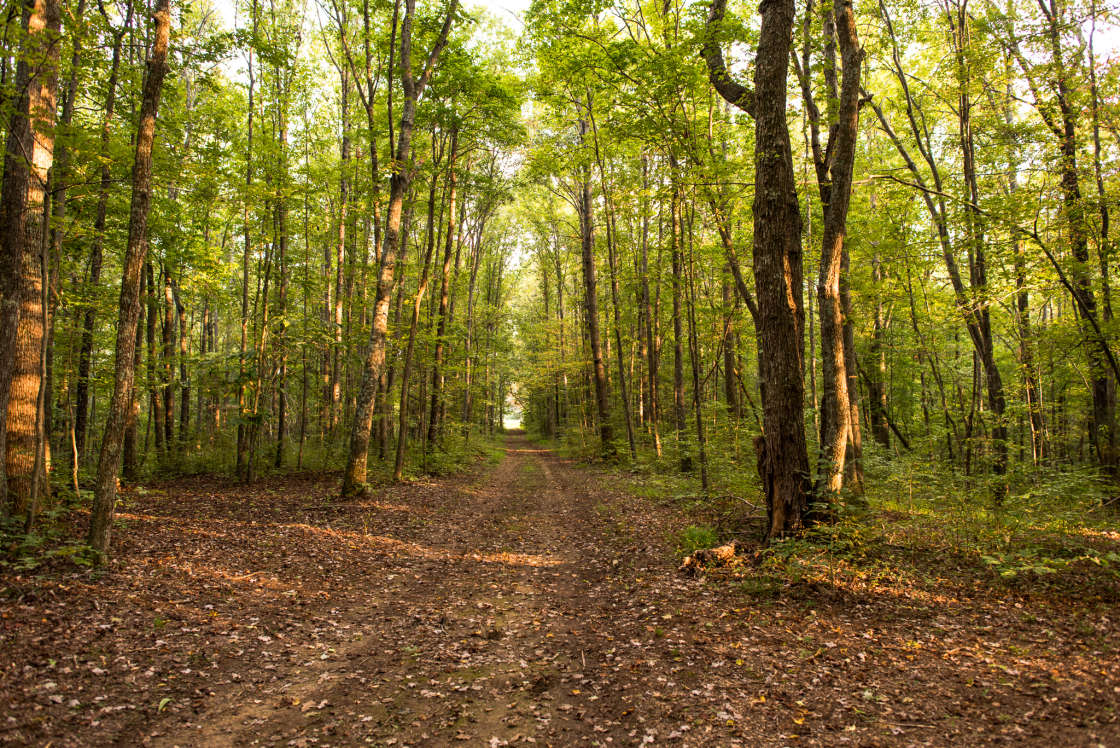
704;0;813;537
88;0;171;555
790;0;863;504
0;0;62;515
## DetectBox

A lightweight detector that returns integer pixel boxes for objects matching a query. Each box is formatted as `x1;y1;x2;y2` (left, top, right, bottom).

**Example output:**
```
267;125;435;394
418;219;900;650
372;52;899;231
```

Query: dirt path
150;435;687;747
4;435;1119;746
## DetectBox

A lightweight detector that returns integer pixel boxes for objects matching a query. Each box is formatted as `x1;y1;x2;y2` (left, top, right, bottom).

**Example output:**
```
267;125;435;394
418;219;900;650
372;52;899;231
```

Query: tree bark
705;0;813;537
0;0;62;515
88;0;171;555
342;0;457;495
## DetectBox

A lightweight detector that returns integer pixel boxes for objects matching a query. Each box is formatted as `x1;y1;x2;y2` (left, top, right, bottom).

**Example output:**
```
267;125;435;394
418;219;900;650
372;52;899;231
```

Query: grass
674;524;720;557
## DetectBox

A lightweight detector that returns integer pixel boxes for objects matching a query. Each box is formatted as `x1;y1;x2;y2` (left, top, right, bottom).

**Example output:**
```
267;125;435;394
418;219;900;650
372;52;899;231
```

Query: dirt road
152;435;701;746
4;435;1118;746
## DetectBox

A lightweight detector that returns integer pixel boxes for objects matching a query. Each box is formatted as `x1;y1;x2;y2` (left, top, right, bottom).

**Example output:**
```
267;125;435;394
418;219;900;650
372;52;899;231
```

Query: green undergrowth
539;426;1120;603
0;489;99;573
674;524;720;557
402;432;506;480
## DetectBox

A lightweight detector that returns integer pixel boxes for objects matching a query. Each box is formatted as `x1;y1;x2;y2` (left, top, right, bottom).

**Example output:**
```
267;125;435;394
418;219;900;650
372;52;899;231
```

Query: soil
2;435;1118;746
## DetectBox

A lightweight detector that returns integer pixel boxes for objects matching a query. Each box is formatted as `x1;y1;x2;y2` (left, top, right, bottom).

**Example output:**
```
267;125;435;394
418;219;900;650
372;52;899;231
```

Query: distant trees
0;0;523;554
516;0;1120;531
1;0;1119;555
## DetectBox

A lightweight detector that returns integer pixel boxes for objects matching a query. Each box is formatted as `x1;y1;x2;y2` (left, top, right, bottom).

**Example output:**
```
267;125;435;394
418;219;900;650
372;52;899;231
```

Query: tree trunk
343;0;457;495
577;120;613;457
0;0;62;515
88;0;171;555
704;0;813;537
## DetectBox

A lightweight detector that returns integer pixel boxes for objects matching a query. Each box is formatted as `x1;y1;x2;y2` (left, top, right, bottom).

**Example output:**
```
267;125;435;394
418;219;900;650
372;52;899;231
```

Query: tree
704;0;813;537
88;0;172;556
0;0;63;519
343;0;458;496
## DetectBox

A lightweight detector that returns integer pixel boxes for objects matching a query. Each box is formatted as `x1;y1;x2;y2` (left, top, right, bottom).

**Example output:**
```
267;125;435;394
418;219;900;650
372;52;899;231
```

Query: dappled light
2;0;1119;742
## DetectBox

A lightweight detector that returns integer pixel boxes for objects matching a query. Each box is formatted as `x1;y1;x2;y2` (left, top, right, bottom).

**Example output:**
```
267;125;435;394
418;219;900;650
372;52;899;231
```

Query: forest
1;0;1119;742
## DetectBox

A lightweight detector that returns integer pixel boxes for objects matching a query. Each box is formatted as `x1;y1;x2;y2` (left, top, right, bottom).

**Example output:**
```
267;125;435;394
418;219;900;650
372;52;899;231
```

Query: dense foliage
0;0;1117;553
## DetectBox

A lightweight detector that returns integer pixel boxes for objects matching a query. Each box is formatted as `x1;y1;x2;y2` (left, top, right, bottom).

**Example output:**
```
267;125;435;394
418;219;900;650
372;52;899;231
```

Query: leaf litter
1;435;1118;746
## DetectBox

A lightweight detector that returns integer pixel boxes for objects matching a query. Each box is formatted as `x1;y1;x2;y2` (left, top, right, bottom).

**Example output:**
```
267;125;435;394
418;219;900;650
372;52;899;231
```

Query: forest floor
2;434;1120;747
